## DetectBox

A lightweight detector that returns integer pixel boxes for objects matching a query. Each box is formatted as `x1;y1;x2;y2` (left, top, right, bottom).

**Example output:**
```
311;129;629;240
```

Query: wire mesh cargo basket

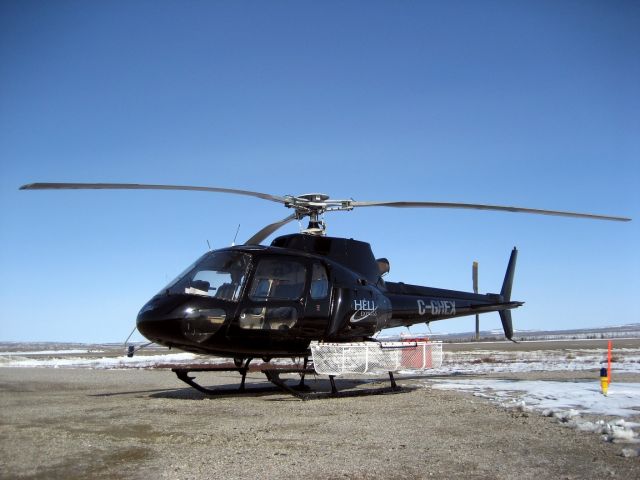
310;341;443;376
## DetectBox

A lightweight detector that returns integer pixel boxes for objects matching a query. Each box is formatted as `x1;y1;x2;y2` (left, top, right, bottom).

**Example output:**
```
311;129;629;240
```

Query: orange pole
607;340;612;384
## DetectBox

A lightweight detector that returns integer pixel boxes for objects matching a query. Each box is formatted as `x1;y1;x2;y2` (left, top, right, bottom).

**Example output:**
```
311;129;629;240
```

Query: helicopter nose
136;302;182;344
136;296;227;344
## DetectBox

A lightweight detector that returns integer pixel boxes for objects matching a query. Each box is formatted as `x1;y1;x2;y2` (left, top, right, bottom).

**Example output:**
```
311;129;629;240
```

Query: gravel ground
1;366;639;480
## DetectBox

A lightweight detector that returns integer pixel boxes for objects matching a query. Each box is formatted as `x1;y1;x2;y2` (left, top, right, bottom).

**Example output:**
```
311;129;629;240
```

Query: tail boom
383;248;521;340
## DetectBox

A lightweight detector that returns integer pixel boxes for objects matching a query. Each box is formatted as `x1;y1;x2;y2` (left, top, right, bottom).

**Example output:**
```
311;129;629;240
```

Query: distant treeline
430;329;640;343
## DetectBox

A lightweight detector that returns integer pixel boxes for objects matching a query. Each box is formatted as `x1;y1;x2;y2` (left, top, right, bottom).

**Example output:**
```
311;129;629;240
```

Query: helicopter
20;182;631;397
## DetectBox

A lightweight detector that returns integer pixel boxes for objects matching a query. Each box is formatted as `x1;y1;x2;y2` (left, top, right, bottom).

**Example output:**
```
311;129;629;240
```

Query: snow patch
425;347;640;374
430;379;640;447
0;352;210;369
0;349;101;356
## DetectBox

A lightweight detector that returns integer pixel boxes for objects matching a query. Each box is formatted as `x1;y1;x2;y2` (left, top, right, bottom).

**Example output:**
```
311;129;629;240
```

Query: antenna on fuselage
232;224;241;246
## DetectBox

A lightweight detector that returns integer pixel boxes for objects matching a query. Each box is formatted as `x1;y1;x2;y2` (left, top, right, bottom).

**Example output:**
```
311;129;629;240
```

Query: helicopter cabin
270;234;382;285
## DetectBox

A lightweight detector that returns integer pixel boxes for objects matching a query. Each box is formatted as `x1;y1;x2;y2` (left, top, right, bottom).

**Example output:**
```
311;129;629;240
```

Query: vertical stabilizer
499;248;518;341
501;247;518;302
499;310;514;341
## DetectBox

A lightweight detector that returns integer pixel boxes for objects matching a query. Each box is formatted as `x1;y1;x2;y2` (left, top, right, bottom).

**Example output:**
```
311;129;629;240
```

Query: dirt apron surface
1;367;639;480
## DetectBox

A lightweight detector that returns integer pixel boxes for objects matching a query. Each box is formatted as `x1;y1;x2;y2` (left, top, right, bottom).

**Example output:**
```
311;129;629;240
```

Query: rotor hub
298;193;330;203
285;193;353;215
283;193;355;236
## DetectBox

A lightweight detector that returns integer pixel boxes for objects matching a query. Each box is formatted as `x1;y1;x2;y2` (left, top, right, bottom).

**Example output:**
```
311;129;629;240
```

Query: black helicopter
20;183;630;397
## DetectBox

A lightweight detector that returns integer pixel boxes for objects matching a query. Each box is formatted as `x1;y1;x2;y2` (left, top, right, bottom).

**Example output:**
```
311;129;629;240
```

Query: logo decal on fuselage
417;299;456;316
350;299;378;323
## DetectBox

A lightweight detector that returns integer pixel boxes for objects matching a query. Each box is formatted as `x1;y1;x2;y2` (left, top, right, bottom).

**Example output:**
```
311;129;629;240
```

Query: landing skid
172;358;279;396
263;370;403;400
171;361;404;400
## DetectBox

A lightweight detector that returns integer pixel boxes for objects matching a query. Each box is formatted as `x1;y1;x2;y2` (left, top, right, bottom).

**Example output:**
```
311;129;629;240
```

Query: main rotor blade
350;200;631;222
19;182;287;204
245;213;298;245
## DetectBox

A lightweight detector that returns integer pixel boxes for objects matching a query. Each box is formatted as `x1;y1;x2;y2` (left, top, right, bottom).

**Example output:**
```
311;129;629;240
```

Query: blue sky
1;1;638;343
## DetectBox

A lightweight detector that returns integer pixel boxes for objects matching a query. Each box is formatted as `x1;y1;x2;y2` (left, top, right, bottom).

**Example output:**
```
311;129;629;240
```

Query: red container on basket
401;339;432;369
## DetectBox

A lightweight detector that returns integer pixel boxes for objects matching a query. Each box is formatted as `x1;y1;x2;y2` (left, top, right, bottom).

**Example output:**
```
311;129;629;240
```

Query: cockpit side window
310;262;329;299
249;258;306;301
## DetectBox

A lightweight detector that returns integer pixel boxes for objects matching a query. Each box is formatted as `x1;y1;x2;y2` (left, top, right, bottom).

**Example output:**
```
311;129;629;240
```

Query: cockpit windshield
163;251;251;302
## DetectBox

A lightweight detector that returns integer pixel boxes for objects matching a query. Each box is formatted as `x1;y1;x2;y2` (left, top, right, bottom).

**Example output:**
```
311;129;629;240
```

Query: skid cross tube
298;356;310;389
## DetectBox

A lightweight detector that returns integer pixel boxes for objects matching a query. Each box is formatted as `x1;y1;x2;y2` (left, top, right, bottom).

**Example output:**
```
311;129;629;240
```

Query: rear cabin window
248;258;307;301
310;262;329;299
